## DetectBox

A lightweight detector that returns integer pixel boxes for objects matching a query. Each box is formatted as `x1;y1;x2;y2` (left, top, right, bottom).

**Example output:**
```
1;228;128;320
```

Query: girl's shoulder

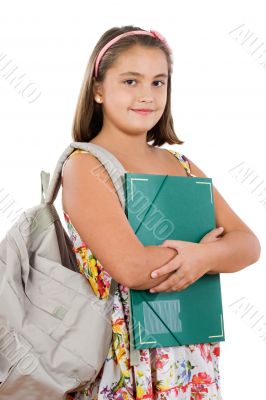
61;149;90;184
62;147;197;178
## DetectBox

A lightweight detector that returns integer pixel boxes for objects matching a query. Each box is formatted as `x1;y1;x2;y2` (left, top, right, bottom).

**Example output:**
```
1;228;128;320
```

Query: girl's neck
90;131;157;158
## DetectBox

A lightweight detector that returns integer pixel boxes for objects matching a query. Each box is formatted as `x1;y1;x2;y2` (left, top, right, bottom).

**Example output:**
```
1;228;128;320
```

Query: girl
61;25;261;400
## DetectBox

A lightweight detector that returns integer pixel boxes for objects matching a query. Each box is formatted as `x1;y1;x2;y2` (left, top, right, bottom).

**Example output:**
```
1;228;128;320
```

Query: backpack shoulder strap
41;142;127;210
39;142;126;296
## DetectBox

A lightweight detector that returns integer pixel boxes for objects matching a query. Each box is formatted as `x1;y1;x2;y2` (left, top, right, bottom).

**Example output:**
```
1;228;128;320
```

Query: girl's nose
136;93;153;103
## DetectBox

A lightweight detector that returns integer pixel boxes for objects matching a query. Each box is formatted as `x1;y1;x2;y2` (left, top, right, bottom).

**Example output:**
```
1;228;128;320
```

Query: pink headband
94;29;172;78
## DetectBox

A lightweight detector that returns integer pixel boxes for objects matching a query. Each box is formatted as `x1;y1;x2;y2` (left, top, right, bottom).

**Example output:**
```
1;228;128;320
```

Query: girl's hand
149;227;224;293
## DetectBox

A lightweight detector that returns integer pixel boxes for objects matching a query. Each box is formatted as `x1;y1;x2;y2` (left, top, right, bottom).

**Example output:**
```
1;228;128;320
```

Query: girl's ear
92;77;103;98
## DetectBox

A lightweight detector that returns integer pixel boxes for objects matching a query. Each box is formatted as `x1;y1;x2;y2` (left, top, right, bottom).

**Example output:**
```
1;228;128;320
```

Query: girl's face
95;44;169;137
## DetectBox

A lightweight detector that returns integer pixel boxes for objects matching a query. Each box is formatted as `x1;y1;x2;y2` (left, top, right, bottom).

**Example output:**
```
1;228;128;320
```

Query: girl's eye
153;80;165;87
123;79;165;87
123;79;136;86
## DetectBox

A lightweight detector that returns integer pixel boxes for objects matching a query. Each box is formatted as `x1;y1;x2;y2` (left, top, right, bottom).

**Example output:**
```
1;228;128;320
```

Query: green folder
125;173;225;350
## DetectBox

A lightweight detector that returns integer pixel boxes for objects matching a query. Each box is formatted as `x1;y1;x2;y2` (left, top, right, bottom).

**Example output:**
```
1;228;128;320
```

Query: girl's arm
62;151;180;290
187;157;261;274
62;152;260;292
142;157;261;293
203;229;260;274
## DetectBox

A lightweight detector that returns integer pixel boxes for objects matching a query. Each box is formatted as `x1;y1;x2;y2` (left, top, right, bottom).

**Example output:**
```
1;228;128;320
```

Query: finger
200;227;224;244
207;227;224;239
211;227;224;237
149;281;173;293
151;261;181;279
150;271;185;293
167;277;190;293
175;280;191;292
159;240;181;247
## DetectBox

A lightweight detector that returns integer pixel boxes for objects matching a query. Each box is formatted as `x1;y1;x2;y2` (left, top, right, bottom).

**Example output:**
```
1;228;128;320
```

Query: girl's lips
131;109;154;115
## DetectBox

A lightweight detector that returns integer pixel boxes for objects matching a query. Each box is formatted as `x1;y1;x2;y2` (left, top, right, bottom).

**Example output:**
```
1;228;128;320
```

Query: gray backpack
0;142;127;399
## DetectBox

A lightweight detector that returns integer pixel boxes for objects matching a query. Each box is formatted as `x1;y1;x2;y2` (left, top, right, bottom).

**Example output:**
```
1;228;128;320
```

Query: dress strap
166;149;197;177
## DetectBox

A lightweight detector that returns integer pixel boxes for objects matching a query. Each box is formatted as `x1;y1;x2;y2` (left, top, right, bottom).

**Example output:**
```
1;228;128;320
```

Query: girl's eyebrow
119;71;168;78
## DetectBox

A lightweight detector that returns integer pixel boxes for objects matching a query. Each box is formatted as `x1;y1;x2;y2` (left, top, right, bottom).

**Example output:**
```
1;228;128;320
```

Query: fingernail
151;272;157;278
218;227;224;231
150;289;155;293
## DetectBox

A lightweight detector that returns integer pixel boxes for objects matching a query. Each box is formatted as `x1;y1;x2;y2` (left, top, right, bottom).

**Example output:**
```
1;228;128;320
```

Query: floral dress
61;147;222;400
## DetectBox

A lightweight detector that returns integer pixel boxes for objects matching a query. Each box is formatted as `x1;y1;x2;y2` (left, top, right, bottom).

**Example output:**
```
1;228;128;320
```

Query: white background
0;1;265;398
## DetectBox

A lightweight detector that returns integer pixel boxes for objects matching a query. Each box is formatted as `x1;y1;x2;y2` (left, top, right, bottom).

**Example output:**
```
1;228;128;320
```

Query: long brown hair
72;25;184;147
